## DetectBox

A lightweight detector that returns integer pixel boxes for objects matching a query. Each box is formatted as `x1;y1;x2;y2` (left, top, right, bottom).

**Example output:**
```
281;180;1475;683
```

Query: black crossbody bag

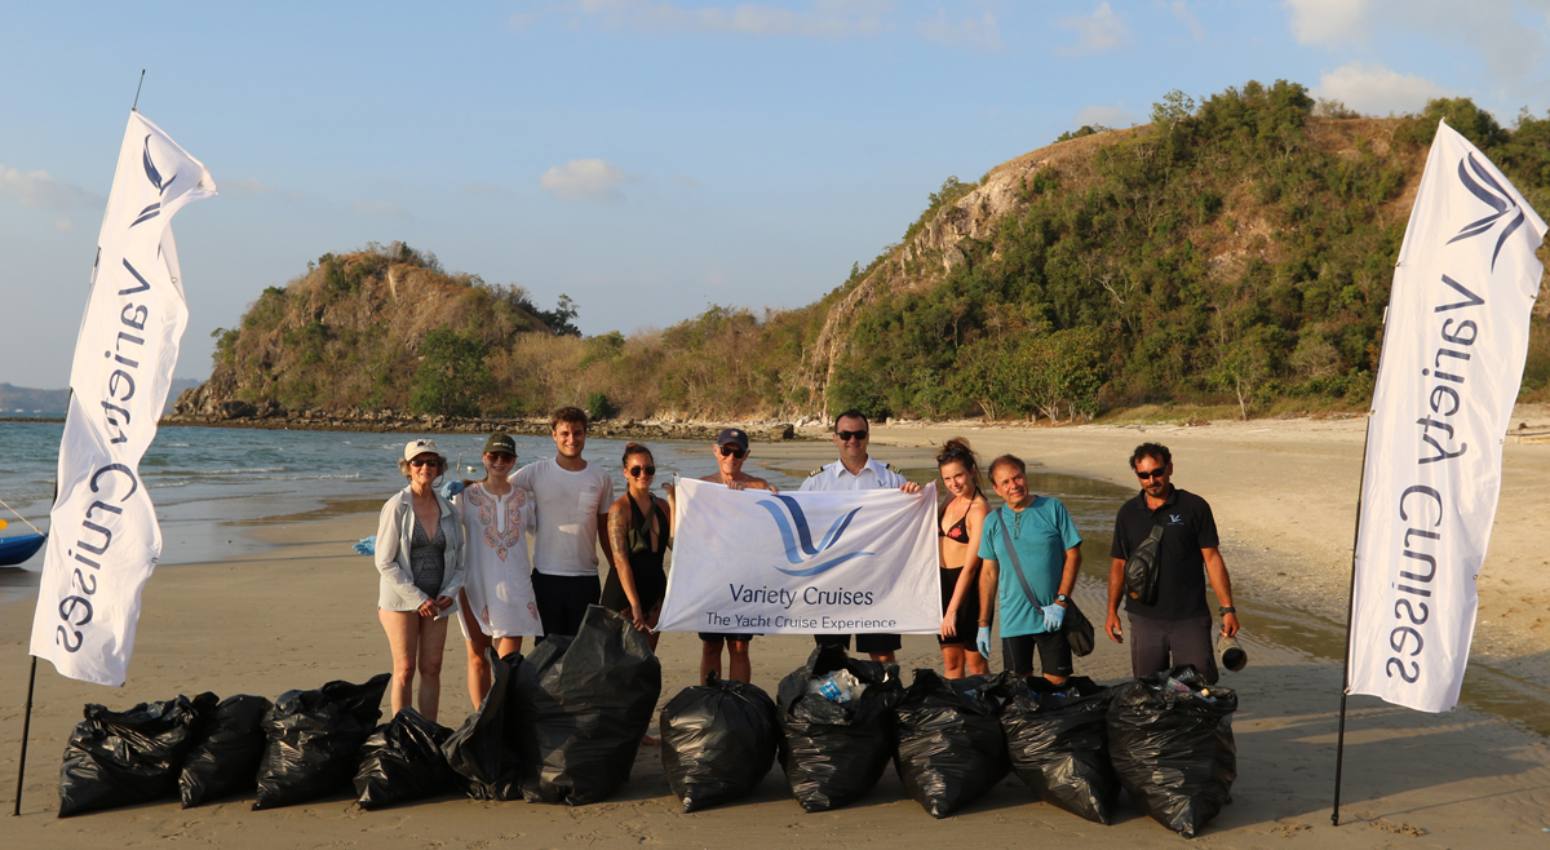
1123;522;1167;606
996;508;1094;657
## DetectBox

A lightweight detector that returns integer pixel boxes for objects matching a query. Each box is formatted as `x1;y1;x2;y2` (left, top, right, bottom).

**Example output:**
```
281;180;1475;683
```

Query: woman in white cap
452;432;542;709
373;438;466;721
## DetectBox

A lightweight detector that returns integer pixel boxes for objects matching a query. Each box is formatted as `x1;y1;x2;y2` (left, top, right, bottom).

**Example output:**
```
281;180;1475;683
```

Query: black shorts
531;572;600;639
937;566;981;647
814;633;902;654
1002;631;1073;677
698;632;755;644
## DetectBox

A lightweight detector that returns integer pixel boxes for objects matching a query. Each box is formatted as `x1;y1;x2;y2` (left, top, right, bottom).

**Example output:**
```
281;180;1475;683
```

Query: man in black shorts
1105;442;1240;682
694;427;774;683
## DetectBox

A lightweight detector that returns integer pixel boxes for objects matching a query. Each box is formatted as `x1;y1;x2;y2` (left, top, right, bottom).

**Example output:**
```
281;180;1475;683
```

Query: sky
2;0;1548;387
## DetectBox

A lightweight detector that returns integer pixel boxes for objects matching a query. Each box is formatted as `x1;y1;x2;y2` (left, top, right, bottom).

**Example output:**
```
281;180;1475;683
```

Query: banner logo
1448;152;1526;270
755;495;874;577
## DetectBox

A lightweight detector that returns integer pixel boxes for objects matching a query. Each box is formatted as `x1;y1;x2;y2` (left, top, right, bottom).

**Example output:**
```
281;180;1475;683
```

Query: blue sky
3;0;1548;387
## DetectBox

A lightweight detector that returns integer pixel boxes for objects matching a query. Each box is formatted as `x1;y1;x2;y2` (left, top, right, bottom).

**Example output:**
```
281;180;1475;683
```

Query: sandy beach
4;413;1550;848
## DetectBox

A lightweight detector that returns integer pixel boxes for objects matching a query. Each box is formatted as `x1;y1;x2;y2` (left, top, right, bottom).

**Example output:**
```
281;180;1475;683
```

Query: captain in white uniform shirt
800;408;922;663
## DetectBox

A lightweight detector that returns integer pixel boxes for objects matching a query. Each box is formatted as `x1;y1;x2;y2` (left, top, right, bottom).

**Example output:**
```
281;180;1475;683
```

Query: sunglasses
629;465;657;477
836;430;868;442
409;457;443;468
487;452;516;463
1135;468;1168;480
717;445;747;459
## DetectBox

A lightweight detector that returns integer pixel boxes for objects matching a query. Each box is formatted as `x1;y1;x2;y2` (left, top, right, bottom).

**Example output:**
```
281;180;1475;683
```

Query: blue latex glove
438;480;465;499
1042;603;1066;632
976;626;992;659
353;536;376;556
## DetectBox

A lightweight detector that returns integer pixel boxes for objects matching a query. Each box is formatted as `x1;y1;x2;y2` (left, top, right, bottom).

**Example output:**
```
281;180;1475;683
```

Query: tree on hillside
410;329;492;417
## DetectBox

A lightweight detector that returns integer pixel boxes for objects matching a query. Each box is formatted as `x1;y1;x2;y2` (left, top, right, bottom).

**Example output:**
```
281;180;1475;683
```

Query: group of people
370;406;1241;723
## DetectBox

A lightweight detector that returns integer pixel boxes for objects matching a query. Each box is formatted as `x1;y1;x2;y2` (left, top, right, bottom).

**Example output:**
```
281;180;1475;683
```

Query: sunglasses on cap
717;445;746;459
629;465;657;477
836;429;868;442
1135;468;1168;480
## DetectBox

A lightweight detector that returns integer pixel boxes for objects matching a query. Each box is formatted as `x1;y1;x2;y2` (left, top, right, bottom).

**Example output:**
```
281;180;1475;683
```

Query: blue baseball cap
715;428;749;451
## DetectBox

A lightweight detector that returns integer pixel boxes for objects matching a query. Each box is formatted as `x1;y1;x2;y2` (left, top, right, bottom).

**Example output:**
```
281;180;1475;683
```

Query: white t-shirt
510;457;614;577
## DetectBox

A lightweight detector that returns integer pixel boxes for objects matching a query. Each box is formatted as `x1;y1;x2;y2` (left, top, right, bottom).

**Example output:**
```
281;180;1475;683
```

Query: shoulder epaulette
808;465;826;477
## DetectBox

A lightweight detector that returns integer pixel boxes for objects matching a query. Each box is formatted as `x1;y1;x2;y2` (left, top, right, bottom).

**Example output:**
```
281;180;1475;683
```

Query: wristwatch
1219;605;1236;615
1055;593;1070;605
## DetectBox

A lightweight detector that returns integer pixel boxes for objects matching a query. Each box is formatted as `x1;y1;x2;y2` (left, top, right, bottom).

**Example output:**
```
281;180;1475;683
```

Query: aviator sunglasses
836;429;868;442
629;465;657;477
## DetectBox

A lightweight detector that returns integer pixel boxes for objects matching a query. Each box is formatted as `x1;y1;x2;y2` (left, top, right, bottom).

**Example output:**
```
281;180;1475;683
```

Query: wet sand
3;414;1550;848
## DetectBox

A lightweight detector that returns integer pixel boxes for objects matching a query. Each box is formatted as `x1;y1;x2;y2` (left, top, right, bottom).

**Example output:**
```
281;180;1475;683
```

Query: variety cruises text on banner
28;112;216;686
657;479;940;635
1347;121;1545;713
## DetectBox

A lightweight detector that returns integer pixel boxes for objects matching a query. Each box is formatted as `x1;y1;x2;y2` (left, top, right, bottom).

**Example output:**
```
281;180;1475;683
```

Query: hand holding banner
657;479;940;635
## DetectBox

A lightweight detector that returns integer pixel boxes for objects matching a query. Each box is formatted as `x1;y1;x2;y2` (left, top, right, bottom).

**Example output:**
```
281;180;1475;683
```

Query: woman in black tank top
602;443;671;650
937;438;990;678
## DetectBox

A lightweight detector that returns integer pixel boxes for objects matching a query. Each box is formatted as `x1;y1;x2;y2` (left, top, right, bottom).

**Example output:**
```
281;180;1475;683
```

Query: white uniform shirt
798;457;907;492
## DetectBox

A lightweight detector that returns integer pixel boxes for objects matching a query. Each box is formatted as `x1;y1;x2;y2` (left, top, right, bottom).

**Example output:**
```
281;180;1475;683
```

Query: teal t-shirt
978;497;1082;637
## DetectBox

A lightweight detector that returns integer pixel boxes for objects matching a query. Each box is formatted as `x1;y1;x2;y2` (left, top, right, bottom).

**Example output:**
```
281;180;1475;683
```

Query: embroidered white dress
455;483;543;639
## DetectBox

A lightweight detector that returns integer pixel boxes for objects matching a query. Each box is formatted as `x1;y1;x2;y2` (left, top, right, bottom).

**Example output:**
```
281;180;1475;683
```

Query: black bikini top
938;502;971;542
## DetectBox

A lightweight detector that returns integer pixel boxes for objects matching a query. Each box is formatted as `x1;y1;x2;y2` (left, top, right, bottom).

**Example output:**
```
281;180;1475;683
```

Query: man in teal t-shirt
977;454;1082;682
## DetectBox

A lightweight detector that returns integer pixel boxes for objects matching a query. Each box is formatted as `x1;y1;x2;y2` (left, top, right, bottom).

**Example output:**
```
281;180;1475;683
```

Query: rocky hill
177;82;1550;425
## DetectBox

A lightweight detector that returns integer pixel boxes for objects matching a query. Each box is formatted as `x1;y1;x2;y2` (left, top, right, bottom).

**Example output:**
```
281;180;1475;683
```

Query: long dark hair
936;437;983;499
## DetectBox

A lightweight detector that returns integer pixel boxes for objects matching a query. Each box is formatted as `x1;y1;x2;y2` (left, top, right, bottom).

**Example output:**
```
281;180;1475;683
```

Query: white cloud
917;9;1002;52
541;158;628;200
1284;0;1371;45
568;0;889;38
1059;2;1129;55
1074;104;1134;128
0;165;100;211
1314;62;1449;115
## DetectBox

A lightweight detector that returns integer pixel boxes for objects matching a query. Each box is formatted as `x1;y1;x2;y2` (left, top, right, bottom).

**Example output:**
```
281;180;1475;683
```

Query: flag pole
131;69;146;112
1332;411;1378;826
10;658;38;816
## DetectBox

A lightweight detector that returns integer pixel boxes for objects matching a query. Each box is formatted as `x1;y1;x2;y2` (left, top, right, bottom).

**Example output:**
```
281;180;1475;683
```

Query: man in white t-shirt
799;408;921;663
510;406;615;638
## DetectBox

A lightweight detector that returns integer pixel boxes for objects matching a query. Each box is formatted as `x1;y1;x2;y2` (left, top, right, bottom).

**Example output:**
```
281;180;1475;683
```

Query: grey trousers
1128;612;1218;683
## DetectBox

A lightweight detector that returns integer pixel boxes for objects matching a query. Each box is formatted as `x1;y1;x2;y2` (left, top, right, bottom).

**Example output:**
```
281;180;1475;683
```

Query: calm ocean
1;422;809;571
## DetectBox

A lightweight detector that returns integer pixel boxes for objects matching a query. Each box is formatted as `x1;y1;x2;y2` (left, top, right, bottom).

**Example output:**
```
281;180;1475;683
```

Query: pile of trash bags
659;673;779;812
1107;666;1237;837
59;693;212;816
892;670;1007;818
777;645;903;812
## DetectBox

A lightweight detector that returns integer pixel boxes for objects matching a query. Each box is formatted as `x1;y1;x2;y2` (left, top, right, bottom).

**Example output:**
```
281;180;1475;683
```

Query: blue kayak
0;532;46;566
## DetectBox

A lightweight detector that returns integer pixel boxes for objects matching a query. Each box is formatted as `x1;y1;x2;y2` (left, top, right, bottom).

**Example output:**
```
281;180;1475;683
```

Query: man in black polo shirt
1104;442;1240;682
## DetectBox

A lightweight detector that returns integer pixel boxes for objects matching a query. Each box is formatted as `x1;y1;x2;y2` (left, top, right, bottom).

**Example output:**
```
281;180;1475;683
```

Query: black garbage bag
442;652;532;801
776;644;903;812
659;673;779;812
179;694;272;807
892;670;1007;818
354;708;460;809
59;693;208;816
515;605;663;804
997;674;1117;824
252;673;391;810
1107;666;1237;838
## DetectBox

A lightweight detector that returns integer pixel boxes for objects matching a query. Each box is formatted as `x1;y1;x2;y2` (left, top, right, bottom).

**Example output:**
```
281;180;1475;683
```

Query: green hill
179;82;1550;424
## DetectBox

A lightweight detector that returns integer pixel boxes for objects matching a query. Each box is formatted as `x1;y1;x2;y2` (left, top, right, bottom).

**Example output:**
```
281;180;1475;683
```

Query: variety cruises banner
657;479;940;635
1347;121;1545;712
29;112;216;686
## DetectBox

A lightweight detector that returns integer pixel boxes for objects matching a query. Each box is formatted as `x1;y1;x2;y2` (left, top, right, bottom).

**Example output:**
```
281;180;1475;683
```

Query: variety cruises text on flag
657;479;940;635
28;112;216;686
1346;121;1545;712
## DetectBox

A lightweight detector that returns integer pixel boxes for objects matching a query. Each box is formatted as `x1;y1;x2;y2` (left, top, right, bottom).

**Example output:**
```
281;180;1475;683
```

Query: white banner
29;112;216;686
657;479;940;635
1347;121;1545;712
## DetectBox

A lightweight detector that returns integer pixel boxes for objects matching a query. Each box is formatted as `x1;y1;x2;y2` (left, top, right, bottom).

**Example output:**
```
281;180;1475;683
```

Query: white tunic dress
455;483;543;639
